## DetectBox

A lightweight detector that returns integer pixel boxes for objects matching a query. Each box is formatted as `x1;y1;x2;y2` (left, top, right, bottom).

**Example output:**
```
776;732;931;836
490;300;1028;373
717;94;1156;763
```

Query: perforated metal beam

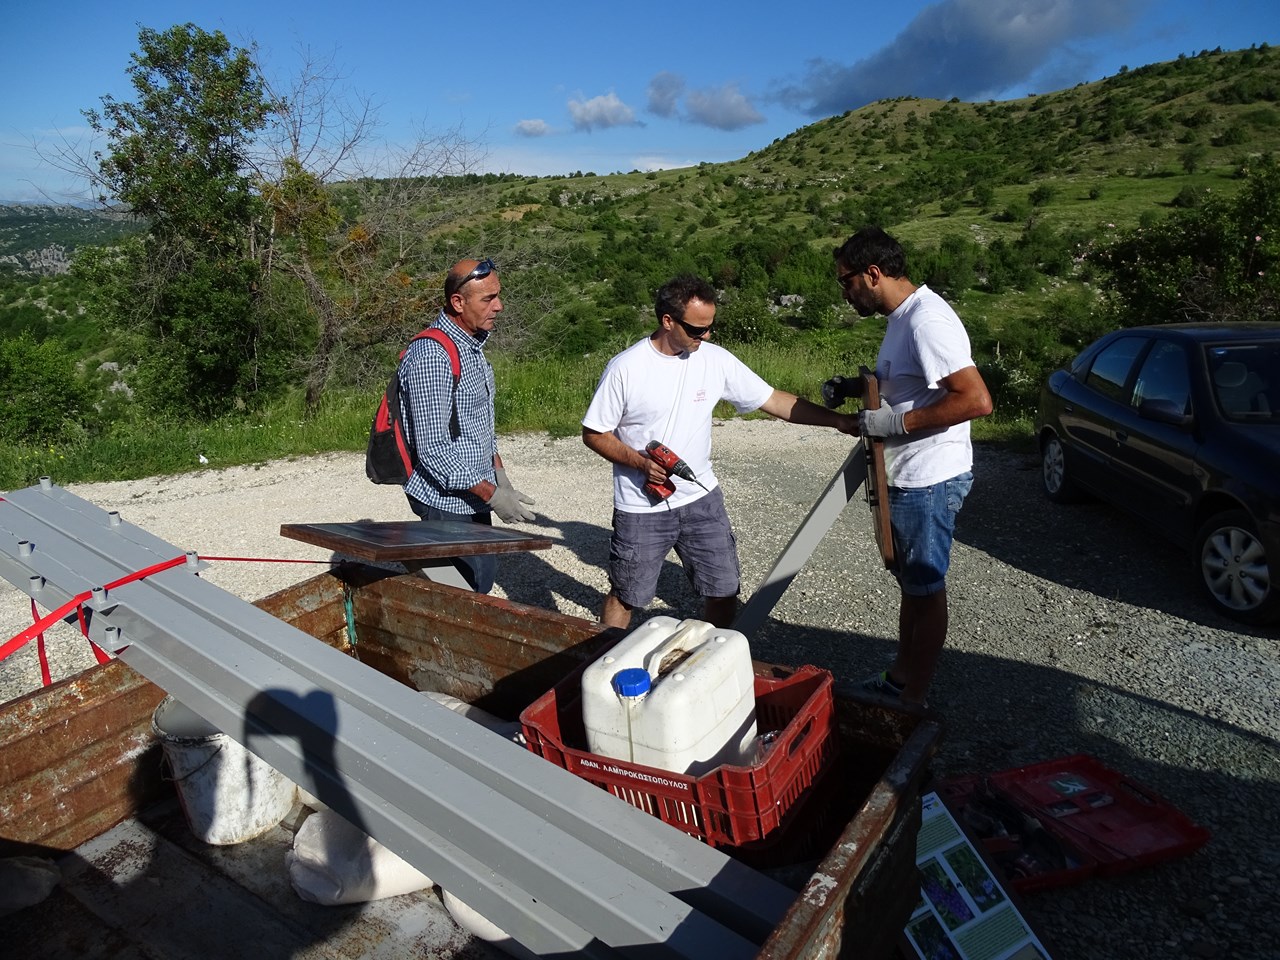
0;479;794;958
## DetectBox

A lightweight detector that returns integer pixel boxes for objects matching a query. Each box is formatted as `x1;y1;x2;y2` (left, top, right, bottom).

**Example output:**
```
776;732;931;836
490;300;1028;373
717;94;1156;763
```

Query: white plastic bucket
581;617;757;776
151;696;297;845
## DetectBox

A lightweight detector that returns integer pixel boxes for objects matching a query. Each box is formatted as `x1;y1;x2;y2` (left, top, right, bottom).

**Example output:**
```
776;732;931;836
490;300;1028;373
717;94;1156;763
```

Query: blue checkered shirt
400;311;498;513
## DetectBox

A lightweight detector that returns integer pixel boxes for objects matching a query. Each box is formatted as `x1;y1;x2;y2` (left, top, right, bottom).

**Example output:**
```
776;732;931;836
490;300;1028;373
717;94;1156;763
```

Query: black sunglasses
458;257;496;287
675;317;714;339
836;268;864;289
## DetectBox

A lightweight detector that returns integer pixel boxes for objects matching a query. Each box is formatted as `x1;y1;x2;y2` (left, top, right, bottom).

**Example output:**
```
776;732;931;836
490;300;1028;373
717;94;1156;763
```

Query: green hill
430;44;1277;243
9;44;1280;409
0;204;141;273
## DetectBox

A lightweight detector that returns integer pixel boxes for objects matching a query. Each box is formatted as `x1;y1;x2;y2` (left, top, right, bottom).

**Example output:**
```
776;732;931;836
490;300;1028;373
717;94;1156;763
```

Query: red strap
0;596;85;663
0;554;188;666
31;598;52;686
1;553;336;678
405;327;462;380
102;553;189;590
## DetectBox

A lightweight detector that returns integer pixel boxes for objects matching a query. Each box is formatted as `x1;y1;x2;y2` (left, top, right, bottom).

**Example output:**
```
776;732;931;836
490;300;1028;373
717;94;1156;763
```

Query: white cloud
647;72;684;118
514;119;554;138
685;83;765;131
567;92;640;132
628;155;681;173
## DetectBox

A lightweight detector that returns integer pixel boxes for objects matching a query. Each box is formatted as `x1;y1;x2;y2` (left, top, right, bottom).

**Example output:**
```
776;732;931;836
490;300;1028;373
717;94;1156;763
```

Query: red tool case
936;753;1211;893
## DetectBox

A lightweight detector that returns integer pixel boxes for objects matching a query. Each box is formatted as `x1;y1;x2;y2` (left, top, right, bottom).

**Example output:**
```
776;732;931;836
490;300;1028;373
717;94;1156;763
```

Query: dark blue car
1035;322;1280;625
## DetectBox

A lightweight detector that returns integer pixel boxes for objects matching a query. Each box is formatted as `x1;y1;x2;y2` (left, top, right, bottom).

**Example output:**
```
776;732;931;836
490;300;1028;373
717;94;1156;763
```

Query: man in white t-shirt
583;275;858;630
833;228;993;707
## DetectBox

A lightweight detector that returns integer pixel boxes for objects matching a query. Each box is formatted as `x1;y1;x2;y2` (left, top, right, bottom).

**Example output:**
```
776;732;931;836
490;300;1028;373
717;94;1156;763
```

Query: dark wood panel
279;519;552;561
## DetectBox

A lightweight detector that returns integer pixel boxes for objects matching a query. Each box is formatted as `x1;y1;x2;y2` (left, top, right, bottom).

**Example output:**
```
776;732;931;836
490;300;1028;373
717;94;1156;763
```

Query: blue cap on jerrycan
611;667;652;698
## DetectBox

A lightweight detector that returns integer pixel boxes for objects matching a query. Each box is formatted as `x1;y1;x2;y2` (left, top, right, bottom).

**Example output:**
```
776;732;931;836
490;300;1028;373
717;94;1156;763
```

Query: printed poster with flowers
903;792;1053;960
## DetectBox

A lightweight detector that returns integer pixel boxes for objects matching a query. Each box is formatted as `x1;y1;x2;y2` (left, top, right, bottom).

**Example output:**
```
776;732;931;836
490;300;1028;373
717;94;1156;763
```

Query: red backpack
365;328;461;485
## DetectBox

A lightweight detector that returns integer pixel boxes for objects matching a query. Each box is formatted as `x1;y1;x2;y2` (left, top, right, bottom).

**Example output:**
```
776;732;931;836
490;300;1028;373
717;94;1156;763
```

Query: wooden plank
861;367;897;572
279;519;553;562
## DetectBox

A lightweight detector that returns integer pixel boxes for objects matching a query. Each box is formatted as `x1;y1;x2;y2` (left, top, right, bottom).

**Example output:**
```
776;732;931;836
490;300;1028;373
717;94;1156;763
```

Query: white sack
422;691;526;746
442;888;539;960
0;857;61;917
287;809;431;905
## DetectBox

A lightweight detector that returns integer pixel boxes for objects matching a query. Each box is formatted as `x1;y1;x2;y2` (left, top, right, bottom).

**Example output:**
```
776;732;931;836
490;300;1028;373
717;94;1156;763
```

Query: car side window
1084;336;1147;403
1132;341;1191;414
1209;344;1279;420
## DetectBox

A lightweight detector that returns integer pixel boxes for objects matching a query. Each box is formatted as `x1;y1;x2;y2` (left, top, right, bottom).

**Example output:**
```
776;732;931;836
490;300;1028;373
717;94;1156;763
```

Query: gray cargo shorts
608;486;740;608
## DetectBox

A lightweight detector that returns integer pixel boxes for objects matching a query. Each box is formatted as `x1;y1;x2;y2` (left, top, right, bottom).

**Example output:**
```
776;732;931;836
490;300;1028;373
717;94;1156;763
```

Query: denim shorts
609;486;740;608
888;471;973;596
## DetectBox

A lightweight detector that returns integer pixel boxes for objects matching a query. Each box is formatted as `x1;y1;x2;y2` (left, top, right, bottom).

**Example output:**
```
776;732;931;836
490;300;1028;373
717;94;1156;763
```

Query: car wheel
1195;510;1279;624
1041;433;1081;503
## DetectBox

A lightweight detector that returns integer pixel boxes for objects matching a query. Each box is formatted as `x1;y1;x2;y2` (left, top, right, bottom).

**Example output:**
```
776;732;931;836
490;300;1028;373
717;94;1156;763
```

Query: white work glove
489;468;536;523
858;404;909;438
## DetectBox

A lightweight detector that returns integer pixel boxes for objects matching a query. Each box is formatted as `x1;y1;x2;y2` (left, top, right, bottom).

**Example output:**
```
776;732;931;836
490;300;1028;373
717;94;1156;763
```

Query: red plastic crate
519;664;838;848
938;754;1211;893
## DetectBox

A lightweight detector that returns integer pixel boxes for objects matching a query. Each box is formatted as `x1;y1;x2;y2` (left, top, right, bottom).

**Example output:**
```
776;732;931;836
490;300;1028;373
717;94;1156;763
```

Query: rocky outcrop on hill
0;243;72;275
0;203;140;275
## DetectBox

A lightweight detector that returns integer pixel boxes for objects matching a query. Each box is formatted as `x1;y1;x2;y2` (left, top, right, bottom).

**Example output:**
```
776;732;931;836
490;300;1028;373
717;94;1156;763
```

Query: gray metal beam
735;444;869;638
0;479;795;958
2;480;789;940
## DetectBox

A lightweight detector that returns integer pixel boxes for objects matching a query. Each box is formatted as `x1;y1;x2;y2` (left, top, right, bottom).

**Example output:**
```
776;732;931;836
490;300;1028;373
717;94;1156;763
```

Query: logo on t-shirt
693;389;708;403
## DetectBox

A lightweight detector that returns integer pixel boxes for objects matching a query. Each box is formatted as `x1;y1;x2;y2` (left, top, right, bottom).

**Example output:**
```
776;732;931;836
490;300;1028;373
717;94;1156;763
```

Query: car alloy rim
1043;440;1065;493
1201;524;1270;612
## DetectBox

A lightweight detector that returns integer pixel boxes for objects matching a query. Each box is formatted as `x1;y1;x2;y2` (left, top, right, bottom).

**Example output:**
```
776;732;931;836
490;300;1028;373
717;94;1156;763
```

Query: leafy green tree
81;23;281;418
972;181;996;210
1029;184;1056;206
1091;158;1280;325
1180;143;1209;173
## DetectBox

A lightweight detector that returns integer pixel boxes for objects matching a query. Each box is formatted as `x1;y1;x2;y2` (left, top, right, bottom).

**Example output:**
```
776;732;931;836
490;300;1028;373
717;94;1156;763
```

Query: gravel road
2;418;1277;960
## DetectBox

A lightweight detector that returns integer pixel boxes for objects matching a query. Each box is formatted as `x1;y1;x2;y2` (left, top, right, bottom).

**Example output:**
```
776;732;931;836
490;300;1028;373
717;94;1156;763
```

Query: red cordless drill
643;440;710;501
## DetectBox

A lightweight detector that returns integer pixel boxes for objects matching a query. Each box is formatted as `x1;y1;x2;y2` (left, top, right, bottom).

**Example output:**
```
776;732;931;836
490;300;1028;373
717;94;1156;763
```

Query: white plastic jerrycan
580;616;757;776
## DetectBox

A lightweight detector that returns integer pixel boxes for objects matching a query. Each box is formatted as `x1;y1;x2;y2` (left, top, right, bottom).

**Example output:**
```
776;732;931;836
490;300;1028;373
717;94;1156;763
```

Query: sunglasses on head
458;257;496;287
675;317;714;339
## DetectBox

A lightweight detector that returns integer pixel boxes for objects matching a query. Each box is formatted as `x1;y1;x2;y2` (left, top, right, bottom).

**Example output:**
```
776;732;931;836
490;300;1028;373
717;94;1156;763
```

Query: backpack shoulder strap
402;326;462;440
413;327;462;381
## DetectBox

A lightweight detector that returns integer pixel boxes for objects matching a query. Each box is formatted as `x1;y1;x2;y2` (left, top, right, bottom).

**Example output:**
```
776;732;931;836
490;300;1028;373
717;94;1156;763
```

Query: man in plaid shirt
400;258;536;592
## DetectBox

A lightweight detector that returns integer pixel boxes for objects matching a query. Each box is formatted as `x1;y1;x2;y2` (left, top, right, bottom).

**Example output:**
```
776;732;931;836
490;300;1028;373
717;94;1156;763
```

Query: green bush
1092;158;1280;326
714;293;785;345
0;334;98;445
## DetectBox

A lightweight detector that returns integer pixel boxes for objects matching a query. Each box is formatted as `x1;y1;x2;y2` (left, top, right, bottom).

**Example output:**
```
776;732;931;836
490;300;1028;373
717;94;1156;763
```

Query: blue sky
2;1;1277;203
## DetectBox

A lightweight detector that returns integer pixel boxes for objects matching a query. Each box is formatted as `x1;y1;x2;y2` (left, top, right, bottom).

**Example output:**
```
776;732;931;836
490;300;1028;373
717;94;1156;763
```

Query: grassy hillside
0;205;140;267
3;44;1277;486
462;45;1278;245
367;45;1278;377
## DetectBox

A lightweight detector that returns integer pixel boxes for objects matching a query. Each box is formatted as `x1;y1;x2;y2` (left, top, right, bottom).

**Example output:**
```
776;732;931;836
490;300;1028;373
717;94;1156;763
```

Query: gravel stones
2;418;1276;959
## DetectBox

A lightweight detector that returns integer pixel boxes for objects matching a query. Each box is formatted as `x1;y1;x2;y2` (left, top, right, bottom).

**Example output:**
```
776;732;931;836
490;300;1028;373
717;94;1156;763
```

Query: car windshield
1206;342;1280;422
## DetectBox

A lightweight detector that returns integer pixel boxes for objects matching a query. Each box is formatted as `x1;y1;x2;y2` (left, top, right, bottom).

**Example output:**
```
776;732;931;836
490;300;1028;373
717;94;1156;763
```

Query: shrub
714;293;785;345
1091;159;1280;326
0;334;99;445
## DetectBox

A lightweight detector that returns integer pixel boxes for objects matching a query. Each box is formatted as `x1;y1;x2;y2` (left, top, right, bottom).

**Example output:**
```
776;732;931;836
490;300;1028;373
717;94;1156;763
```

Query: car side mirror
1138;398;1192;428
